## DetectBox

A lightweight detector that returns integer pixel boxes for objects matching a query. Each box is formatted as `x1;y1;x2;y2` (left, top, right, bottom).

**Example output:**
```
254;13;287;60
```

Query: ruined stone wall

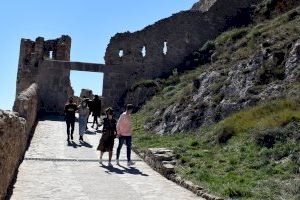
104;0;261;79
13;83;39;134
37;60;138;114
15;0;263;115
16;36;71;96
0;83;40;199
0;110;26;200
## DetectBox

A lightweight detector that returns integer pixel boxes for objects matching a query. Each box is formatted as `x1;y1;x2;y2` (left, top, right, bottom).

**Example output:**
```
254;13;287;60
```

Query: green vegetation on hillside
133;98;300;199
132;5;300;200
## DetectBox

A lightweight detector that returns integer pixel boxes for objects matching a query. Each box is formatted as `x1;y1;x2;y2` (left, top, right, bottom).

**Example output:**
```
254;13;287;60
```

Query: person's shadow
79;140;93;148
100;163;149;176
67;140;80;148
85;130;96;135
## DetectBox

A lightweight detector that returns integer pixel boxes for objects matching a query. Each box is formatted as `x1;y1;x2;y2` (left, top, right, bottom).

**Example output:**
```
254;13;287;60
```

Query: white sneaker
127;161;135;167
108;162;113;167
99;158;102;165
116;159;120;165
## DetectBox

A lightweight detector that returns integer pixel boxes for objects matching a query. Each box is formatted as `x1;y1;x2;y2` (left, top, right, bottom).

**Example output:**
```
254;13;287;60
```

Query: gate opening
70;71;104;99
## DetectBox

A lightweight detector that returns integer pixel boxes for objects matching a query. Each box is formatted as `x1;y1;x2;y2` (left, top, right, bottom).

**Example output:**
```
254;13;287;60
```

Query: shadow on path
85;130;97;135
39;115;65;122
67;141;80;148
79;140;93;148
100;164;149;176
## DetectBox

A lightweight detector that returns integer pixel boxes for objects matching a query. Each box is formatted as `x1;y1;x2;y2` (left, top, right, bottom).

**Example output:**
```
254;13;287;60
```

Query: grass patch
132;98;300;199
130;5;300;199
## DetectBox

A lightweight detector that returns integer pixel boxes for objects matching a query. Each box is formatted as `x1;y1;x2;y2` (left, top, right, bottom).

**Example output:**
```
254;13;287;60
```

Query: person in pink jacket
116;104;135;166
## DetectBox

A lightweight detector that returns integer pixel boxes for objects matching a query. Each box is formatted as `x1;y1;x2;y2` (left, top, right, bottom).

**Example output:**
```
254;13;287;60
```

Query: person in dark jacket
64;97;78;141
91;95;102;130
97;107;116;166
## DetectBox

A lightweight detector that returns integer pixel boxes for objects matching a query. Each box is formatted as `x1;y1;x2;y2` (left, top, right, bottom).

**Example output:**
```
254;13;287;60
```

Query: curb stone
133;147;224;200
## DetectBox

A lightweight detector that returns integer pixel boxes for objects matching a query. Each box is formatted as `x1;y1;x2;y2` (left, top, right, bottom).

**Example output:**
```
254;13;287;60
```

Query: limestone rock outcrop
123;81;160;112
190;0;218;12
145;37;300;134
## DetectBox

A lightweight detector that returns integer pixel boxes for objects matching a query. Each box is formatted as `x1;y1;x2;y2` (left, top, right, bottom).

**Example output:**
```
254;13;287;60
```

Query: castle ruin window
142;46;146;57
163;41;168;55
49;51;53;59
118;49;124;58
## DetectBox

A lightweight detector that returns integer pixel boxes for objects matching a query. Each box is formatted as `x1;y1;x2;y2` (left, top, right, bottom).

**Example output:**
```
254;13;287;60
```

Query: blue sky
0;0;197;110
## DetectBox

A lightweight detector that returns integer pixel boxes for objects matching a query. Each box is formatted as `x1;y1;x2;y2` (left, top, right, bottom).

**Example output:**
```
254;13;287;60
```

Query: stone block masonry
0;83;39;199
15;0;262;114
0;111;26;200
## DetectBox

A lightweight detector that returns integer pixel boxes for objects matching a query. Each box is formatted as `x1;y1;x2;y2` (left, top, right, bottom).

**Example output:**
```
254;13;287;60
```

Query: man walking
64;97;78;141
91;95;102;130
116;104;135;166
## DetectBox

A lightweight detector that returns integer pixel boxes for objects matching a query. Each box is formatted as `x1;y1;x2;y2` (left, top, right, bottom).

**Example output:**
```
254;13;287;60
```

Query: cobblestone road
11;116;202;200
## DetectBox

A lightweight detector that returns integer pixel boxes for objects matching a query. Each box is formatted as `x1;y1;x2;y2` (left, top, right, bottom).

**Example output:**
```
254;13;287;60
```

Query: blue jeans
116;136;132;161
79;116;88;136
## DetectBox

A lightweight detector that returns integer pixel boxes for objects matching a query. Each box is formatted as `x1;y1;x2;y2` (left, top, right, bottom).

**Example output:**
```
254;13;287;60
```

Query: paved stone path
11;116;202;200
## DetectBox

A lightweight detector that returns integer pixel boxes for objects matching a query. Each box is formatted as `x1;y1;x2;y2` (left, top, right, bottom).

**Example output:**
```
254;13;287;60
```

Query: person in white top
78;100;89;141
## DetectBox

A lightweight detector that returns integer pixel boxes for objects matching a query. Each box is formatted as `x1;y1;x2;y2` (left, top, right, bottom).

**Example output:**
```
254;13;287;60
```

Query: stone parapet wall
13;83;39;134
0;83;40;199
0;111;26;200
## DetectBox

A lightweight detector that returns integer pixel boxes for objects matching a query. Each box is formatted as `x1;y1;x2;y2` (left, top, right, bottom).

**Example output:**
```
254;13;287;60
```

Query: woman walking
97;108;117;166
78;100;90;141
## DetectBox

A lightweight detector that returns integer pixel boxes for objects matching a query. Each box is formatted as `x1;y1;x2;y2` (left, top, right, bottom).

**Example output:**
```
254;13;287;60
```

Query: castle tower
16;35;71;95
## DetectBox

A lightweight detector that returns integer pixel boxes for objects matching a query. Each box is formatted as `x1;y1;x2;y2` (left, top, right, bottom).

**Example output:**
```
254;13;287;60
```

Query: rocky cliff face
133;5;300;134
190;0;218;12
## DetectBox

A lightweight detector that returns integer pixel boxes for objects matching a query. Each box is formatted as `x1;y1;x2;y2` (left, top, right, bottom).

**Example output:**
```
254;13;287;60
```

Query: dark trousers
116;136;132;161
66;118;75;136
93;115;99;126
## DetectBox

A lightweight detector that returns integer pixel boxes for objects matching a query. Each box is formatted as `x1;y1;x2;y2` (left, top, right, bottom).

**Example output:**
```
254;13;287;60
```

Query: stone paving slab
11;116;203;200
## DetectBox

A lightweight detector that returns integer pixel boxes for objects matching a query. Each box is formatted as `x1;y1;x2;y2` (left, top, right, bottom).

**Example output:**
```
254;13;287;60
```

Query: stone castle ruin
15;0;260;115
1;0;266;198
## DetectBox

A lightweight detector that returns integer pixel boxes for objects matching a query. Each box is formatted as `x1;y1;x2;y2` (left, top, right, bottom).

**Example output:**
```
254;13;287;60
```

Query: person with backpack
64;97;78;141
116;104;135;166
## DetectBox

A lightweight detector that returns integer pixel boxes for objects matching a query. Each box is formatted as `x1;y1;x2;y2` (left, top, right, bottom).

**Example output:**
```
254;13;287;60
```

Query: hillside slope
131;3;300;200
136;4;300;135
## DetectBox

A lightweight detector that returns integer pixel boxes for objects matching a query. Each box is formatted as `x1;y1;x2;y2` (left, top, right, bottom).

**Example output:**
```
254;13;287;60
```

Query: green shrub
223;185;251;198
215;27;249;45
253;121;300;148
190;140;200;147
200;40;216;52
132;79;160;90
216;125;235;144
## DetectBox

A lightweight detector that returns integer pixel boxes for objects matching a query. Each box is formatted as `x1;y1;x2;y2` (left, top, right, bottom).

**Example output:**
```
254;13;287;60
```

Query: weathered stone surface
0;110;26;199
143;148;176;176
10;118;202;200
285;39;300;81
145;38;300;134
13;83;38;134
15;0;263;114
123;82;160;112
190;0;217;12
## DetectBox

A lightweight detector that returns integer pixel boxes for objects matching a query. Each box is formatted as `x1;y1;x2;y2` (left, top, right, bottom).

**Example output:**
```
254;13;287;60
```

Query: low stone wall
0;83;39;199
0;111;26;200
13;83;39;134
134;148;224;200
